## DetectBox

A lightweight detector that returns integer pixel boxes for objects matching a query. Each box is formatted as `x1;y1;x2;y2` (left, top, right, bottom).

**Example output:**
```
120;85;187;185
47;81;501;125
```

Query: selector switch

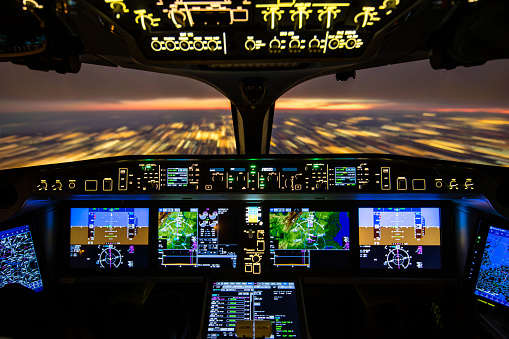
251;254;261;263
118;168;128;191
247;229;255;239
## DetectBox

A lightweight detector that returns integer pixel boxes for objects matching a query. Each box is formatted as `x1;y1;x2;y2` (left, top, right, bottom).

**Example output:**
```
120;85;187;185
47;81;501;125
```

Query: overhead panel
87;0;409;62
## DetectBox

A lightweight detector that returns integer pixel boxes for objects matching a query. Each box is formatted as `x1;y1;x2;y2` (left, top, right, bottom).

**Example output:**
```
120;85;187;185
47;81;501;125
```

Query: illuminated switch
205;185;212;190
396;177;407;190
118;168;128;191
257;240;265;251
247;229;255;239
52;180;63;191
37;180;48;191
85;180;98;191
103;178;113;191
253;263;261;274
412;179;426;191
245;263;252;273
465;178;474;190
449;179;459;190
251;254;261;263
381;167;391;190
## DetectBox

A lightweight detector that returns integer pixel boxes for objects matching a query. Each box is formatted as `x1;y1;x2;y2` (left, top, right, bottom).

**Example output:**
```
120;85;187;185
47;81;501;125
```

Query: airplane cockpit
1;0;509;338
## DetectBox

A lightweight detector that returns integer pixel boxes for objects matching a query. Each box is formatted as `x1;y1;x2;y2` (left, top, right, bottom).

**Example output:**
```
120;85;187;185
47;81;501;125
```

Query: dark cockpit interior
1;0;509;338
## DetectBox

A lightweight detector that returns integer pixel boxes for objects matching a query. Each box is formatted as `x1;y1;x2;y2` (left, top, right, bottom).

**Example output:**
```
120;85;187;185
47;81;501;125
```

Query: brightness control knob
251;254;261;263
269;37;281;50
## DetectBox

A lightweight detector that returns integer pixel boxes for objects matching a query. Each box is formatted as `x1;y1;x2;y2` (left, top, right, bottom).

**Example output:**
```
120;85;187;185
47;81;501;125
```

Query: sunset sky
1;58;509;114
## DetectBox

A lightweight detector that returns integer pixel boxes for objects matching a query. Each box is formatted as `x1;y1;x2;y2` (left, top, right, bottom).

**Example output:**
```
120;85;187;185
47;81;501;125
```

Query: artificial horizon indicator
359;207;441;269
69;208;150;268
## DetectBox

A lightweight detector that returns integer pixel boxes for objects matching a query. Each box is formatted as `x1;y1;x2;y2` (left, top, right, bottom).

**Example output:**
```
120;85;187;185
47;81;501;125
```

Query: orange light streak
2;97;509;114
432;107;509;114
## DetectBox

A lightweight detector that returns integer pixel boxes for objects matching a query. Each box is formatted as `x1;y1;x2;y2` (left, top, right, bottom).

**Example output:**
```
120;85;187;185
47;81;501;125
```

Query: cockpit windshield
272;59;509;166
2;59;509;169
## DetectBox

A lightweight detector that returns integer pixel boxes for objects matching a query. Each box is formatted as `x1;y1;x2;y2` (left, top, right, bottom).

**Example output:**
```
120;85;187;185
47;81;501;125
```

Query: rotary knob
251;254;261;263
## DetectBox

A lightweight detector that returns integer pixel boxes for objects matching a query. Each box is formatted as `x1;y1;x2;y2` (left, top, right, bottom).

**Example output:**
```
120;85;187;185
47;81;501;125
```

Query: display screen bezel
69;206;151;269
0;219;46;293
354;202;450;278
265;203;352;272
465;216;509;312
156;204;240;272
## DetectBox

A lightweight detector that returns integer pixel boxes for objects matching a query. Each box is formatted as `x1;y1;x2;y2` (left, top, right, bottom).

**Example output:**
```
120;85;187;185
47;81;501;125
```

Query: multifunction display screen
206;281;301;338
0;225;43;292
269;208;350;269
474;226;509;308
359;207;441;269
158;207;237;269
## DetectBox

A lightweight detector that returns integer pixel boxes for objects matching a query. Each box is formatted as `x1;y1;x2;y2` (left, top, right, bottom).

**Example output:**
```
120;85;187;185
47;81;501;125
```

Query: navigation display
206;281;301;339
70;208;149;268
158;207;237;269
269;208;350;269
474;226;509;308
359;208;441;269
0;225;43;292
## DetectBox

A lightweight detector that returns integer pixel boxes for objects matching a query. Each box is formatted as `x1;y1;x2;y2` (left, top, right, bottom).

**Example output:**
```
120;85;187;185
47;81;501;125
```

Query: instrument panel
2;154;508;338
33;156;478;194
0;155;493;281
60;201;449;279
